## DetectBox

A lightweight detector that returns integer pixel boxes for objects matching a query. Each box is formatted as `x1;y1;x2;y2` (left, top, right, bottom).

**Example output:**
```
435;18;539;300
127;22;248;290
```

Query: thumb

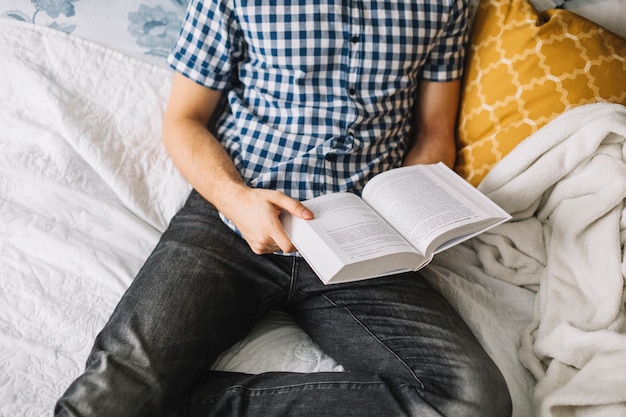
272;192;314;220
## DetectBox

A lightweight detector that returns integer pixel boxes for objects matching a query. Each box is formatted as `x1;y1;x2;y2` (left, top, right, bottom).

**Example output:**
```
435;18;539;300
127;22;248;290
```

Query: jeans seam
286;256;298;304
186;380;391;402
320;294;426;391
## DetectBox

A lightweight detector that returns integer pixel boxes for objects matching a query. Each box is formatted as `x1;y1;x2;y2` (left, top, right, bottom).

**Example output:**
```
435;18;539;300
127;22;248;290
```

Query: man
55;1;512;416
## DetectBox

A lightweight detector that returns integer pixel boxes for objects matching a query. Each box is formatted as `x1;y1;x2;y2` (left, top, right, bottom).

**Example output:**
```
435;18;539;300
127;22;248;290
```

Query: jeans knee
469;370;512;417
402;358;512;417
448;358;512;417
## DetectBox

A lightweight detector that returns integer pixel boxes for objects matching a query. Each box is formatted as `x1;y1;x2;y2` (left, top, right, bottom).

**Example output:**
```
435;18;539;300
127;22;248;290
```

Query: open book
280;163;511;284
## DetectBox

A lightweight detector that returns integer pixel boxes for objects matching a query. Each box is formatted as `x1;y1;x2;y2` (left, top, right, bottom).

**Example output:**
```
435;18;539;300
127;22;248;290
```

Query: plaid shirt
168;0;469;231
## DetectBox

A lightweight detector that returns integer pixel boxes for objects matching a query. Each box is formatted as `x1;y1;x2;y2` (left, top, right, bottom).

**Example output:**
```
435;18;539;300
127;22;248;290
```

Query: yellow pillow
455;0;626;186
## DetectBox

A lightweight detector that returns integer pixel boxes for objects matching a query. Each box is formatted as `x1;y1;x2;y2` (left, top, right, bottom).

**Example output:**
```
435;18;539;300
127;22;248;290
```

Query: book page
361;164;499;256
299;193;419;263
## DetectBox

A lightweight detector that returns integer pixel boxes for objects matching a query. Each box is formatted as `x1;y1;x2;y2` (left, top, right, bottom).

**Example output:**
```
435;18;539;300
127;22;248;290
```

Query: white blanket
474;102;626;416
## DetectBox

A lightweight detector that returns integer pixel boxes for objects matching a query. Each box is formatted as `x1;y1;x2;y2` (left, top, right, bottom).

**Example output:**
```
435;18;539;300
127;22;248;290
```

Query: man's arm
162;72;313;254
403;79;461;168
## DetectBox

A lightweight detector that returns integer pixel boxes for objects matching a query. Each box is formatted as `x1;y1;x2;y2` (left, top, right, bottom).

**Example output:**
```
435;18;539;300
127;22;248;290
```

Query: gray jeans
55;190;511;417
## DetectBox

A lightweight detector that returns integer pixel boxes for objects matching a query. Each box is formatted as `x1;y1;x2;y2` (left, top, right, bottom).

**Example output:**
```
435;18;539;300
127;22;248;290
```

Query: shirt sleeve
167;0;241;90
421;0;470;82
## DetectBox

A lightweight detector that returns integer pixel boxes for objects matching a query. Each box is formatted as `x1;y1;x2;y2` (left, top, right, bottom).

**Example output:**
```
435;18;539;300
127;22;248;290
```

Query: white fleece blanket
473;102;626;416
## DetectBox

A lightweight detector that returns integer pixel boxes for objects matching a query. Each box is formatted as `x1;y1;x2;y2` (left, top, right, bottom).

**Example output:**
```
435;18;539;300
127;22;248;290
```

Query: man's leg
54;191;294;417
291;271;512;417
175;263;512;417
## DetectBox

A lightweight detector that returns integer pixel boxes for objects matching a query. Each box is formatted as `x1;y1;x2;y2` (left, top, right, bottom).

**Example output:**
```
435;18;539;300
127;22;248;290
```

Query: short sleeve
421;0;470;82
167;0;241;90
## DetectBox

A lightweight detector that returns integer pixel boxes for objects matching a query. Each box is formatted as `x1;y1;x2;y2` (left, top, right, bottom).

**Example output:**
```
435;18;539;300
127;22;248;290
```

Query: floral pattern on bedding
1;0;79;33
0;0;187;65
128;4;182;58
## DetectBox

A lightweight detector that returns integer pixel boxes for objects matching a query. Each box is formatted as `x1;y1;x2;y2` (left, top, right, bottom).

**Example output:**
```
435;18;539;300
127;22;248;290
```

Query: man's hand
222;187;314;255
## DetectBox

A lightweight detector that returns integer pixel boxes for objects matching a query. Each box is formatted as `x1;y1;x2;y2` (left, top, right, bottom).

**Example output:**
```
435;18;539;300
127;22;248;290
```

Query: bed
1;0;625;416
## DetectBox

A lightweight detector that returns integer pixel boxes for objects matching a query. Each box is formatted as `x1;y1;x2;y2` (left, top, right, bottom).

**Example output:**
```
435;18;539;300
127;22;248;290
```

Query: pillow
531;0;626;37
455;0;626;186
0;0;187;66
562;0;626;38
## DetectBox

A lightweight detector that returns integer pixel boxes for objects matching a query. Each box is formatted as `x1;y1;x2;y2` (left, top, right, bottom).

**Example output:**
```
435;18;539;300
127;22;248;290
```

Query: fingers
261;191;313;254
244;216;294;255
264;192;313;253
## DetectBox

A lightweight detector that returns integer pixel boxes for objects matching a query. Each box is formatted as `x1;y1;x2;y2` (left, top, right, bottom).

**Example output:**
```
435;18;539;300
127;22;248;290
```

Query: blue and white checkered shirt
168;0;469;231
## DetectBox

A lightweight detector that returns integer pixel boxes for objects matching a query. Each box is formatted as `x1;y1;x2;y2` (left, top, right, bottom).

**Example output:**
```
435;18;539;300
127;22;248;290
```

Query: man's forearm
161;73;250;216
164;118;248;208
404;79;460;168
402;130;456;168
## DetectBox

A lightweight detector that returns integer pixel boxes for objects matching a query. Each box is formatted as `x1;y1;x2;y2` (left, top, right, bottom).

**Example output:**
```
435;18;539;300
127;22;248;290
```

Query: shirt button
348;87;356;96
350;35;359;43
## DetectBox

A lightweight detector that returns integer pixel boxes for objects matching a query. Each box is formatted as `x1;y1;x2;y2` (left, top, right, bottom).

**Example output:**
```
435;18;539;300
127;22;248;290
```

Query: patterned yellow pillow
455;0;626;186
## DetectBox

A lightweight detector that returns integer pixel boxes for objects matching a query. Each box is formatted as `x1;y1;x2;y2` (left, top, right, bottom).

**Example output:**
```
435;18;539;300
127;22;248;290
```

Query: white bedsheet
0;20;536;417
